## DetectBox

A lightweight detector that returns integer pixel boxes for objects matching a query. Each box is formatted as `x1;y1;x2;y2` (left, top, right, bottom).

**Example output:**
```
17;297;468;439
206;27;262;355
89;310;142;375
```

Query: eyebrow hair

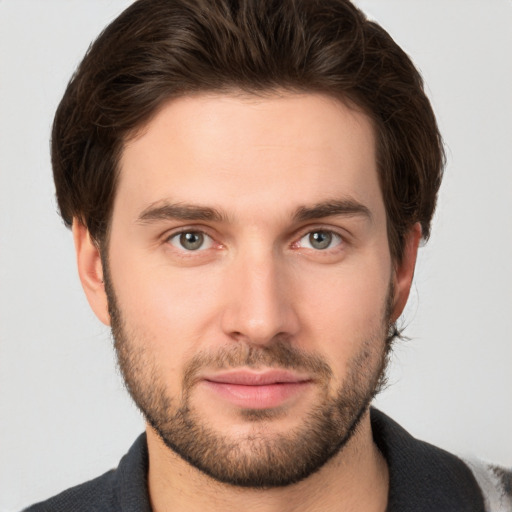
137;198;372;225
293;199;372;223
137;202;228;223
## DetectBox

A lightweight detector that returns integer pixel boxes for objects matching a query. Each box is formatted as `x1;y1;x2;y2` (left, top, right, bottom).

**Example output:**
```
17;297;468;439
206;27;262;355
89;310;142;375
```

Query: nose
220;250;300;346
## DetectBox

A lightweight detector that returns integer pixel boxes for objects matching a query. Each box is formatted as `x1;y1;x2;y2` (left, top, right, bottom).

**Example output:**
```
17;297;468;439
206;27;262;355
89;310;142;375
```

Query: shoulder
22;434;150;512
371;408;506;511
465;459;512;512
23;469;118;512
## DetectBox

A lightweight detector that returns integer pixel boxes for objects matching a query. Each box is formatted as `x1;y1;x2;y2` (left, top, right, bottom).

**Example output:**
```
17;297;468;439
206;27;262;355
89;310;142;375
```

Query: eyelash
165;227;345;254
295;230;344;251
166;229;216;252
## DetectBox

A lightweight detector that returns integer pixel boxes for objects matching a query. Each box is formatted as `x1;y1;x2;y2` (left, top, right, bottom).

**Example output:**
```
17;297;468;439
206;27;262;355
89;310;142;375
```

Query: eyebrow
293;199;372;223
137;202;228;224
136;198;372;225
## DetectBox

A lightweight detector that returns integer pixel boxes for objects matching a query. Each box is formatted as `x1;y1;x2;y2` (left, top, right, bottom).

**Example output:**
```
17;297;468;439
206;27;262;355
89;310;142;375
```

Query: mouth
200;369;313;409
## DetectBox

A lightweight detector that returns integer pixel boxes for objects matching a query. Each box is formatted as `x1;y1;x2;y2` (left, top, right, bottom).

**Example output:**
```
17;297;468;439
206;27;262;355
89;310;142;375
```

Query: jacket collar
114;409;486;512
371;408;485;511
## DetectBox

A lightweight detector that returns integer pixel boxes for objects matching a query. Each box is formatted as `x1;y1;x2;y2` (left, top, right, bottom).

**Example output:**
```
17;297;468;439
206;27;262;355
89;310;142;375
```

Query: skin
73;92;421;512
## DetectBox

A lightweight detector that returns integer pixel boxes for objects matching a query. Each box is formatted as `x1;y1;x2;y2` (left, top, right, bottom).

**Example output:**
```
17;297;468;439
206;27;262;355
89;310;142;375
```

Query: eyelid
162;224;214;240
161;224;348;253
292;224;347;244
297;229;343;250
164;227;217;251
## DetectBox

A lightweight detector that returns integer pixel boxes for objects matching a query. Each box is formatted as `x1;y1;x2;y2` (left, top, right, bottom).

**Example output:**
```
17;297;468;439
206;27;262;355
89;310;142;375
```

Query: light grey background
1;1;511;510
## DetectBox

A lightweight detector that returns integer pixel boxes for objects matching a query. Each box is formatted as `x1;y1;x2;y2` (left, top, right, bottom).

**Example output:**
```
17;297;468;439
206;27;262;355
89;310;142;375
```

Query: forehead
116;92;383;223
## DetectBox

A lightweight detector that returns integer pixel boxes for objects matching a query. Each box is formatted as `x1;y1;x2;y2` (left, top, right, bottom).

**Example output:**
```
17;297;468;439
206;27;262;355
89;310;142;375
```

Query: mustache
183;339;333;389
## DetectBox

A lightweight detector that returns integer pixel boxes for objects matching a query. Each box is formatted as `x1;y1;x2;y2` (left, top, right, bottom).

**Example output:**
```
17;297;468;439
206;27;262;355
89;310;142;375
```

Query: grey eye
299;230;342;250
169;231;212;251
309;231;332;249
180;232;203;250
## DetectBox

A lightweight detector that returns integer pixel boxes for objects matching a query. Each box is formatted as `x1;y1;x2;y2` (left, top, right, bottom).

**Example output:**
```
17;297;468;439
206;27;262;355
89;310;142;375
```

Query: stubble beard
103;264;393;488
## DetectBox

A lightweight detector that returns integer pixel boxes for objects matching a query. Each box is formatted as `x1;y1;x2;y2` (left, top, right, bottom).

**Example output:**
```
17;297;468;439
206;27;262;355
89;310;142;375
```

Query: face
78;92;415;487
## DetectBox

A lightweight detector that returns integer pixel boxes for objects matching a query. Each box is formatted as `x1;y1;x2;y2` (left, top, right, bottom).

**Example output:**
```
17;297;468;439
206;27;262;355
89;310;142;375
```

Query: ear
390;223;422;322
72;220;111;326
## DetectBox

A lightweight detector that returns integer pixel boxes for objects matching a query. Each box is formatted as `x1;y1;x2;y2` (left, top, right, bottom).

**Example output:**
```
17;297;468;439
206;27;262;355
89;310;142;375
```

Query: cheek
293;258;391;358
109;256;223;359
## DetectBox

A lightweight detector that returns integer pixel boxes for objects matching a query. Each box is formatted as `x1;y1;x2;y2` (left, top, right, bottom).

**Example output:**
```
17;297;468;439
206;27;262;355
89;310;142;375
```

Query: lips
200;369;312;409
205;369;310;385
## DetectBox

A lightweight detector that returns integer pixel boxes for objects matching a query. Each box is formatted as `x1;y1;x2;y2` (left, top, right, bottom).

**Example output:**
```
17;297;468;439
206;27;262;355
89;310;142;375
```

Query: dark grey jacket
24;409;511;511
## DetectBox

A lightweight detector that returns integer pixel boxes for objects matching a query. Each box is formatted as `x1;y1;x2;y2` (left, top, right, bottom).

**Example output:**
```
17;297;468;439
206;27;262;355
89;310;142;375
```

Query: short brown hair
52;0;444;262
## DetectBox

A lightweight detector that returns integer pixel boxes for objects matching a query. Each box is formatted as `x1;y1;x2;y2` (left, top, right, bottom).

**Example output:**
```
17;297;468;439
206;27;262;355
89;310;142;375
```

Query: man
22;0;511;511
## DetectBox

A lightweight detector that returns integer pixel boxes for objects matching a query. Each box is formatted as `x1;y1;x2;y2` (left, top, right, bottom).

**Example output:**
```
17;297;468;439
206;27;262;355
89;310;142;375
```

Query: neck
146;410;389;512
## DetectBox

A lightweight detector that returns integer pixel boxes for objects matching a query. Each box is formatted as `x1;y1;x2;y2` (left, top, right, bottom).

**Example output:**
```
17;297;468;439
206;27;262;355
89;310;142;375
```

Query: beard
103;262;393;489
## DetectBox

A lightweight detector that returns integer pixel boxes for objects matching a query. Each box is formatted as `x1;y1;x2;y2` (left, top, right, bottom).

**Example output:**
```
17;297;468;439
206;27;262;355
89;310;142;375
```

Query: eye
168;231;213;251
298;230;343;250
